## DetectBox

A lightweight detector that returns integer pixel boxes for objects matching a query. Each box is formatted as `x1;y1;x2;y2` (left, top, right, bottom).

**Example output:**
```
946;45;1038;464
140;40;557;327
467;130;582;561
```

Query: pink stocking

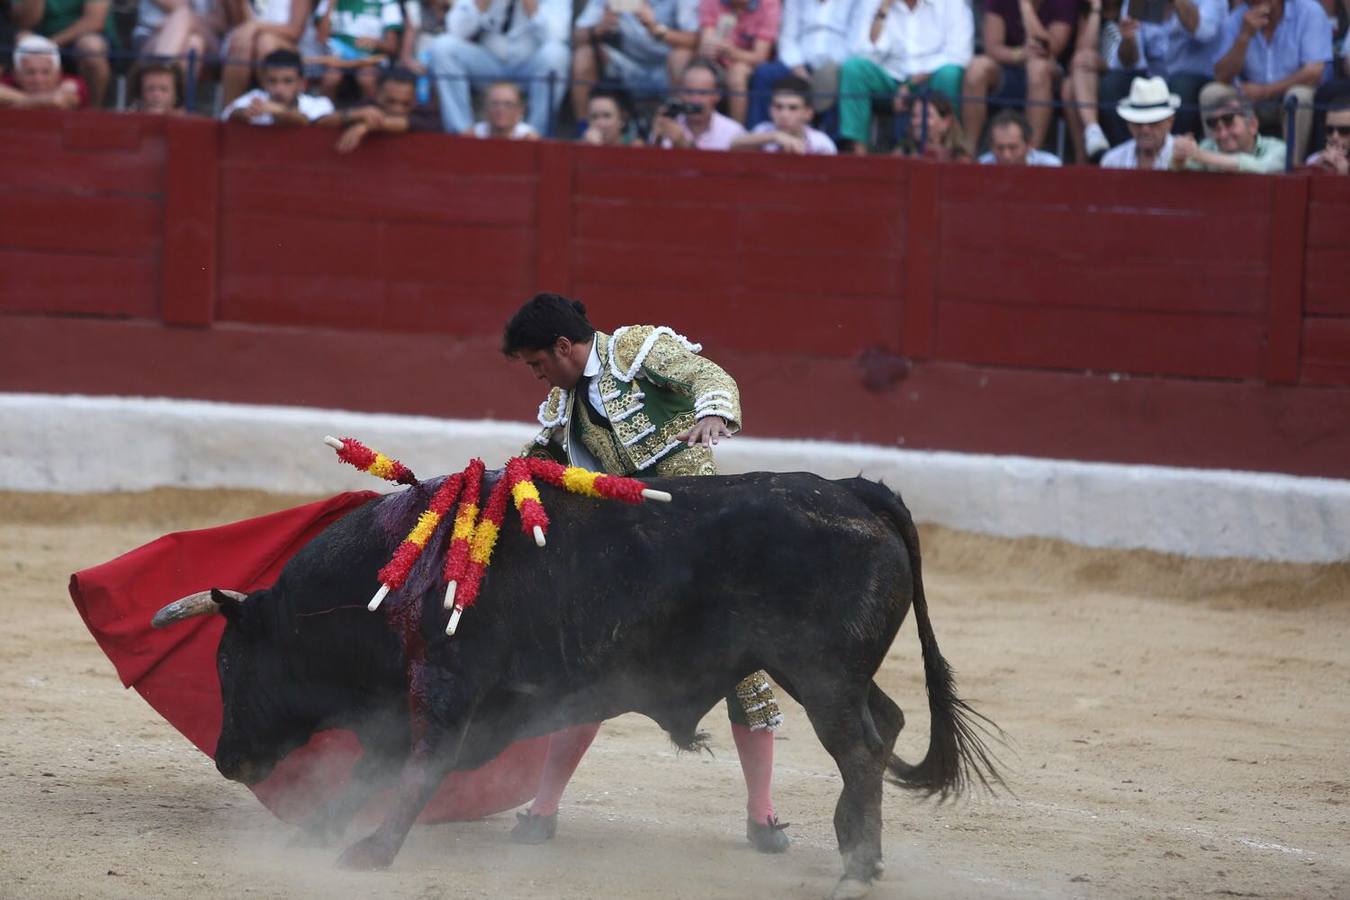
730;722;776;824
528;721;602;816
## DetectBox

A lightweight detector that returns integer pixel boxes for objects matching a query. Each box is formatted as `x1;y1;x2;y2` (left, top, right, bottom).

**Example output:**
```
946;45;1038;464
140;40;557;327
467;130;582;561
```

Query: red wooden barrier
1;109;1348;477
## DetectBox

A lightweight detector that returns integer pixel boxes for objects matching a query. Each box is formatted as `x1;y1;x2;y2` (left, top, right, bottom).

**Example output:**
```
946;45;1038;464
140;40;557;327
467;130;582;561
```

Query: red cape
68;491;545;824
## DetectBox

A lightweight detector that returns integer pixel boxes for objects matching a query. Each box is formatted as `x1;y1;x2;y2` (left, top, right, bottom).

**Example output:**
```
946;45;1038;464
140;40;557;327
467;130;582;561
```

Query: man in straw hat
1170;91;1286;172
1101;75;1178;169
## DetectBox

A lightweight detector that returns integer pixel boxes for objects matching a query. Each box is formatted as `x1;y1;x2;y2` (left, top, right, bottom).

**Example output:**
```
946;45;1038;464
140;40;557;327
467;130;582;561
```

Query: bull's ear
211;588;246;621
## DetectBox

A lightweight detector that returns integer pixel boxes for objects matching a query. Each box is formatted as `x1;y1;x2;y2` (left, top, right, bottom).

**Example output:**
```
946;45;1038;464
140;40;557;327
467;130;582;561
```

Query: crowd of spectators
1;0;1348;172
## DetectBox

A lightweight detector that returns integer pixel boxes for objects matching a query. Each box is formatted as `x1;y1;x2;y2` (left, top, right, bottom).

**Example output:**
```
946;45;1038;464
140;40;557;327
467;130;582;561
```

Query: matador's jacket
521;325;781;730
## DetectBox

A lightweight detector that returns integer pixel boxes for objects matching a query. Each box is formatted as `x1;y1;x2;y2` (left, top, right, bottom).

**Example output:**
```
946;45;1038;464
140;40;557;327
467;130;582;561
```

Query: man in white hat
1101;75;1178;169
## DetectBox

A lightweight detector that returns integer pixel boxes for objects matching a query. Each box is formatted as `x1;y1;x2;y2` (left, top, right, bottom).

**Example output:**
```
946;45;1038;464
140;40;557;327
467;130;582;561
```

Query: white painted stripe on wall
3;393;1347;564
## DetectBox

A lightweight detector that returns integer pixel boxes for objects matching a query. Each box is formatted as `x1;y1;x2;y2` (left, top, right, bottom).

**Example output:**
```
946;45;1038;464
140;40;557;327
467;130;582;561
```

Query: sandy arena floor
2;488;1348;899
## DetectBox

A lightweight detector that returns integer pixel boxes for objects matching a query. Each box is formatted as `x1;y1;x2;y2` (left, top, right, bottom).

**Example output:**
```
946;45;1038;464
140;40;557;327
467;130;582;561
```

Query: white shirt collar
583;338;602;378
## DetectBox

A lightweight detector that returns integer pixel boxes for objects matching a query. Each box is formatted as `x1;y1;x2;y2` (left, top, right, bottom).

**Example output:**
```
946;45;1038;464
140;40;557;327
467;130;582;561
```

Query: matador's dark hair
501;293;596;355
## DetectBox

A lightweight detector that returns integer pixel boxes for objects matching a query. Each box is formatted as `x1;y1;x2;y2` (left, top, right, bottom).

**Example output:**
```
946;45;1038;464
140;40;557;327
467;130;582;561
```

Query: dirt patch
3;489;1348;898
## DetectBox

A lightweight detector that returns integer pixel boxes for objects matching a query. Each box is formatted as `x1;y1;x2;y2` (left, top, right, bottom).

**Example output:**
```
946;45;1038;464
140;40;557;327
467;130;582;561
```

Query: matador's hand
676;416;732;448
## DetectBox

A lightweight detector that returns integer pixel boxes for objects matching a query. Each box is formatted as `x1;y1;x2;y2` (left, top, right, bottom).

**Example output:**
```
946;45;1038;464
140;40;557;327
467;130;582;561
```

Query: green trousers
838;57;964;147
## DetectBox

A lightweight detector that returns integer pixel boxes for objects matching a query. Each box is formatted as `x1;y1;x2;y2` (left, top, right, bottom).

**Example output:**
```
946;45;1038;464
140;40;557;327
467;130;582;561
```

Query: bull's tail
870;485;1006;799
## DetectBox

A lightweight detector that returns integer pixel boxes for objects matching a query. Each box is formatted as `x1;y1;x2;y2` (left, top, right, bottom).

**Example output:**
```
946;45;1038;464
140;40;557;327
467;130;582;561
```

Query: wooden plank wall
0;111;165;319
1302;177;1350;387
2;109;1349;476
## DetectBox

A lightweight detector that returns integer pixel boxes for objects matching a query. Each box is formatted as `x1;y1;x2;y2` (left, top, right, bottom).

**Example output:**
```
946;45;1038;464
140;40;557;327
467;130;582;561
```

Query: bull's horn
532;525;546;548
151;589;246;628
323;435;344;450
641;489;672;503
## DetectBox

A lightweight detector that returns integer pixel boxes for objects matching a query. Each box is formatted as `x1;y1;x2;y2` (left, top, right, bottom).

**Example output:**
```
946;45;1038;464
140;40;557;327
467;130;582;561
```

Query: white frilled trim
611;403;645;423
753;712;784;731
532;428;552;447
600;390;622;402
694;390;733;410
609;326;702;383
695;408;735;422
536;390;570;428
619;424;656;447
634;439;684;470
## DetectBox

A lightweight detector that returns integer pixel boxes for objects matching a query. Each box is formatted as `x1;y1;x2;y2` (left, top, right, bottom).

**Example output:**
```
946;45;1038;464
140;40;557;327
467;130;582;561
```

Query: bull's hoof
510;810;557;845
828;877;872;900
747;816;791;854
335;834;397;870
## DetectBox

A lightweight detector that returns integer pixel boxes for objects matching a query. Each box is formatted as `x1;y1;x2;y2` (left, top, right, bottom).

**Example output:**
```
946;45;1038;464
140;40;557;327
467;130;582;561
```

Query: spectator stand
3;112;1350;479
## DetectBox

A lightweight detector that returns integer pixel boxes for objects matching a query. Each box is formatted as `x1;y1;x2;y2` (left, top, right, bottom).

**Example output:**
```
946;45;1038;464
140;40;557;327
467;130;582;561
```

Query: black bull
154;471;1000;897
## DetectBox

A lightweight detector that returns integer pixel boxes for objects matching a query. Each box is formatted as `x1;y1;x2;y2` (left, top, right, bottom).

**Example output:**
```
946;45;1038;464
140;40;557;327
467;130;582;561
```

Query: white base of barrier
2;393;1347;564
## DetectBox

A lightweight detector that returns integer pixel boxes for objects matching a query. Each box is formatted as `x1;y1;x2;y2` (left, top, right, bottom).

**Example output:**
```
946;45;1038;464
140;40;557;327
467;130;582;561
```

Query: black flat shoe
510;810;558;844
746;815;790;853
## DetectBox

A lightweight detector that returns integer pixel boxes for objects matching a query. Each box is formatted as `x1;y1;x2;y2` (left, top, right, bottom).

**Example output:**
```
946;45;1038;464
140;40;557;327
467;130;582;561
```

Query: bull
152;470;1000;899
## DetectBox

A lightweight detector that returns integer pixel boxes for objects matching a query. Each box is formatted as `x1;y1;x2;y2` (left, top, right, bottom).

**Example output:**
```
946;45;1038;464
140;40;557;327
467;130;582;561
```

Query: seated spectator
581;86;637;145
321;66;439;150
1111;0;1228;139
650;56;747;147
1061;0;1122;162
394;0;448;104
429;0;570;136
895;90;968;160
570;0;700;124
221;48;336;124
838;0;972;154
731;74;837;151
746;0;863;128
1207;0;1332;164
0;33;84;108
470;80;542;138
222;0;324;106
1305;97;1349;172
1100;74;1177;168
696;0;781;123
127;58;185;113
977;108;1064;163
961;0;1076;156
132;0;229;83
1170;93;1287;171
314;0;404;100
11;0;113;106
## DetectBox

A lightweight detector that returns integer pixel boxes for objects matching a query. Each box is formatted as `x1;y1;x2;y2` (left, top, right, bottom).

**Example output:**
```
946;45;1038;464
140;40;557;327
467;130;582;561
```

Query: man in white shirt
469;79;543;137
837;0;973;153
650;57;747;148
977;109;1063;164
220;49;336;125
732;74;838;152
1100;75;1177;169
429;0;570;136
746;0;865;126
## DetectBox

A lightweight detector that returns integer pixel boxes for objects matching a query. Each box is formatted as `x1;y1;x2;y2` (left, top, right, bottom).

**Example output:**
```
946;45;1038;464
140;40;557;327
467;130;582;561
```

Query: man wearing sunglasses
1170;94;1287;171
1305;100;1350;174
1205;0;1331;164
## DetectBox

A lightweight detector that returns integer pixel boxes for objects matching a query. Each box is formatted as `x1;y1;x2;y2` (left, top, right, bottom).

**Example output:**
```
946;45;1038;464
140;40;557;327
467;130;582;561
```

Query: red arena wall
2;109;1348;478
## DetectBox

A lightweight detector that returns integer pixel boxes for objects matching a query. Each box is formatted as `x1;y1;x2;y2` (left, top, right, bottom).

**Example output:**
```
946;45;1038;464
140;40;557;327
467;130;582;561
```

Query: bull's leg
334;745;457;870
860;681;905;879
295;709;412;845
334;656;470;868
294;738;408;846
799;686;888;900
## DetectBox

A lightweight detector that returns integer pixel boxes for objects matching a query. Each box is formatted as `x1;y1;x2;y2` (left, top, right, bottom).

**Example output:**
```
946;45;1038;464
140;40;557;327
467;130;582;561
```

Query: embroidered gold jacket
525;326;742;475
